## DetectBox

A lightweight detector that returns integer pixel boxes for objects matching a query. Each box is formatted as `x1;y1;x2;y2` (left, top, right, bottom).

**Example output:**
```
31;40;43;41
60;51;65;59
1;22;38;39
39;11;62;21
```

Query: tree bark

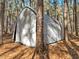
73;0;78;36
64;0;68;41
0;0;5;44
54;0;57;19
35;0;49;59
5;16;8;33
67;0;73;35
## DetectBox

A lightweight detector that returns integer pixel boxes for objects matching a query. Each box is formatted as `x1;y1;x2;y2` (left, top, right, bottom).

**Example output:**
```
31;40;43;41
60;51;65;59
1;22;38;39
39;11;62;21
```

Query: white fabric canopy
14;7;63;47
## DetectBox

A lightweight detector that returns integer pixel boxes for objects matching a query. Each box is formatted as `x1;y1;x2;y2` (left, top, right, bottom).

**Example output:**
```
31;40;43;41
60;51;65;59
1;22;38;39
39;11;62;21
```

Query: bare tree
0;0;5;44
53;0;57;19
64;0;68;41
73;0;78;36
33;0;49;59
67;0;73;35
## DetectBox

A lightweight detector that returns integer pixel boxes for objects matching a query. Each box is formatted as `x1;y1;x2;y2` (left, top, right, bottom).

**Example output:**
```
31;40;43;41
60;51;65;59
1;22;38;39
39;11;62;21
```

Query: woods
0;0;79;59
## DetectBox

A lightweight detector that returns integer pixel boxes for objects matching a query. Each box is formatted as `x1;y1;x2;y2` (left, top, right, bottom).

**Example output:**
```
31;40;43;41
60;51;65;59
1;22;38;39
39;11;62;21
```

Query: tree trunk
0;0;5;44
73;0;78;36
54;0;57;19
5;16;8;33
67;0;73;35
35;0;49;59
64;0;68;41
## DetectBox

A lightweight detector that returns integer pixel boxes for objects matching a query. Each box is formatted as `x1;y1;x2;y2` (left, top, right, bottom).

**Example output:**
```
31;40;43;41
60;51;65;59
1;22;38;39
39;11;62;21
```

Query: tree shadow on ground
0;45;20;56
13;48;28;59
69;40;79;50
13;48;33;59
64;41;79;59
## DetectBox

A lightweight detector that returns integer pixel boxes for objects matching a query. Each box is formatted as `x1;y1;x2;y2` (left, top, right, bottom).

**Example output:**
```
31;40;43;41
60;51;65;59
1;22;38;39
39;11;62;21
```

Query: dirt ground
0;34;79;59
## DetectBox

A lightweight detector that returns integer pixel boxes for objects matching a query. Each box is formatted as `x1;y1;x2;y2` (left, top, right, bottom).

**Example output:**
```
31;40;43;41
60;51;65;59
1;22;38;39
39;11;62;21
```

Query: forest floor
0;34;79;59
